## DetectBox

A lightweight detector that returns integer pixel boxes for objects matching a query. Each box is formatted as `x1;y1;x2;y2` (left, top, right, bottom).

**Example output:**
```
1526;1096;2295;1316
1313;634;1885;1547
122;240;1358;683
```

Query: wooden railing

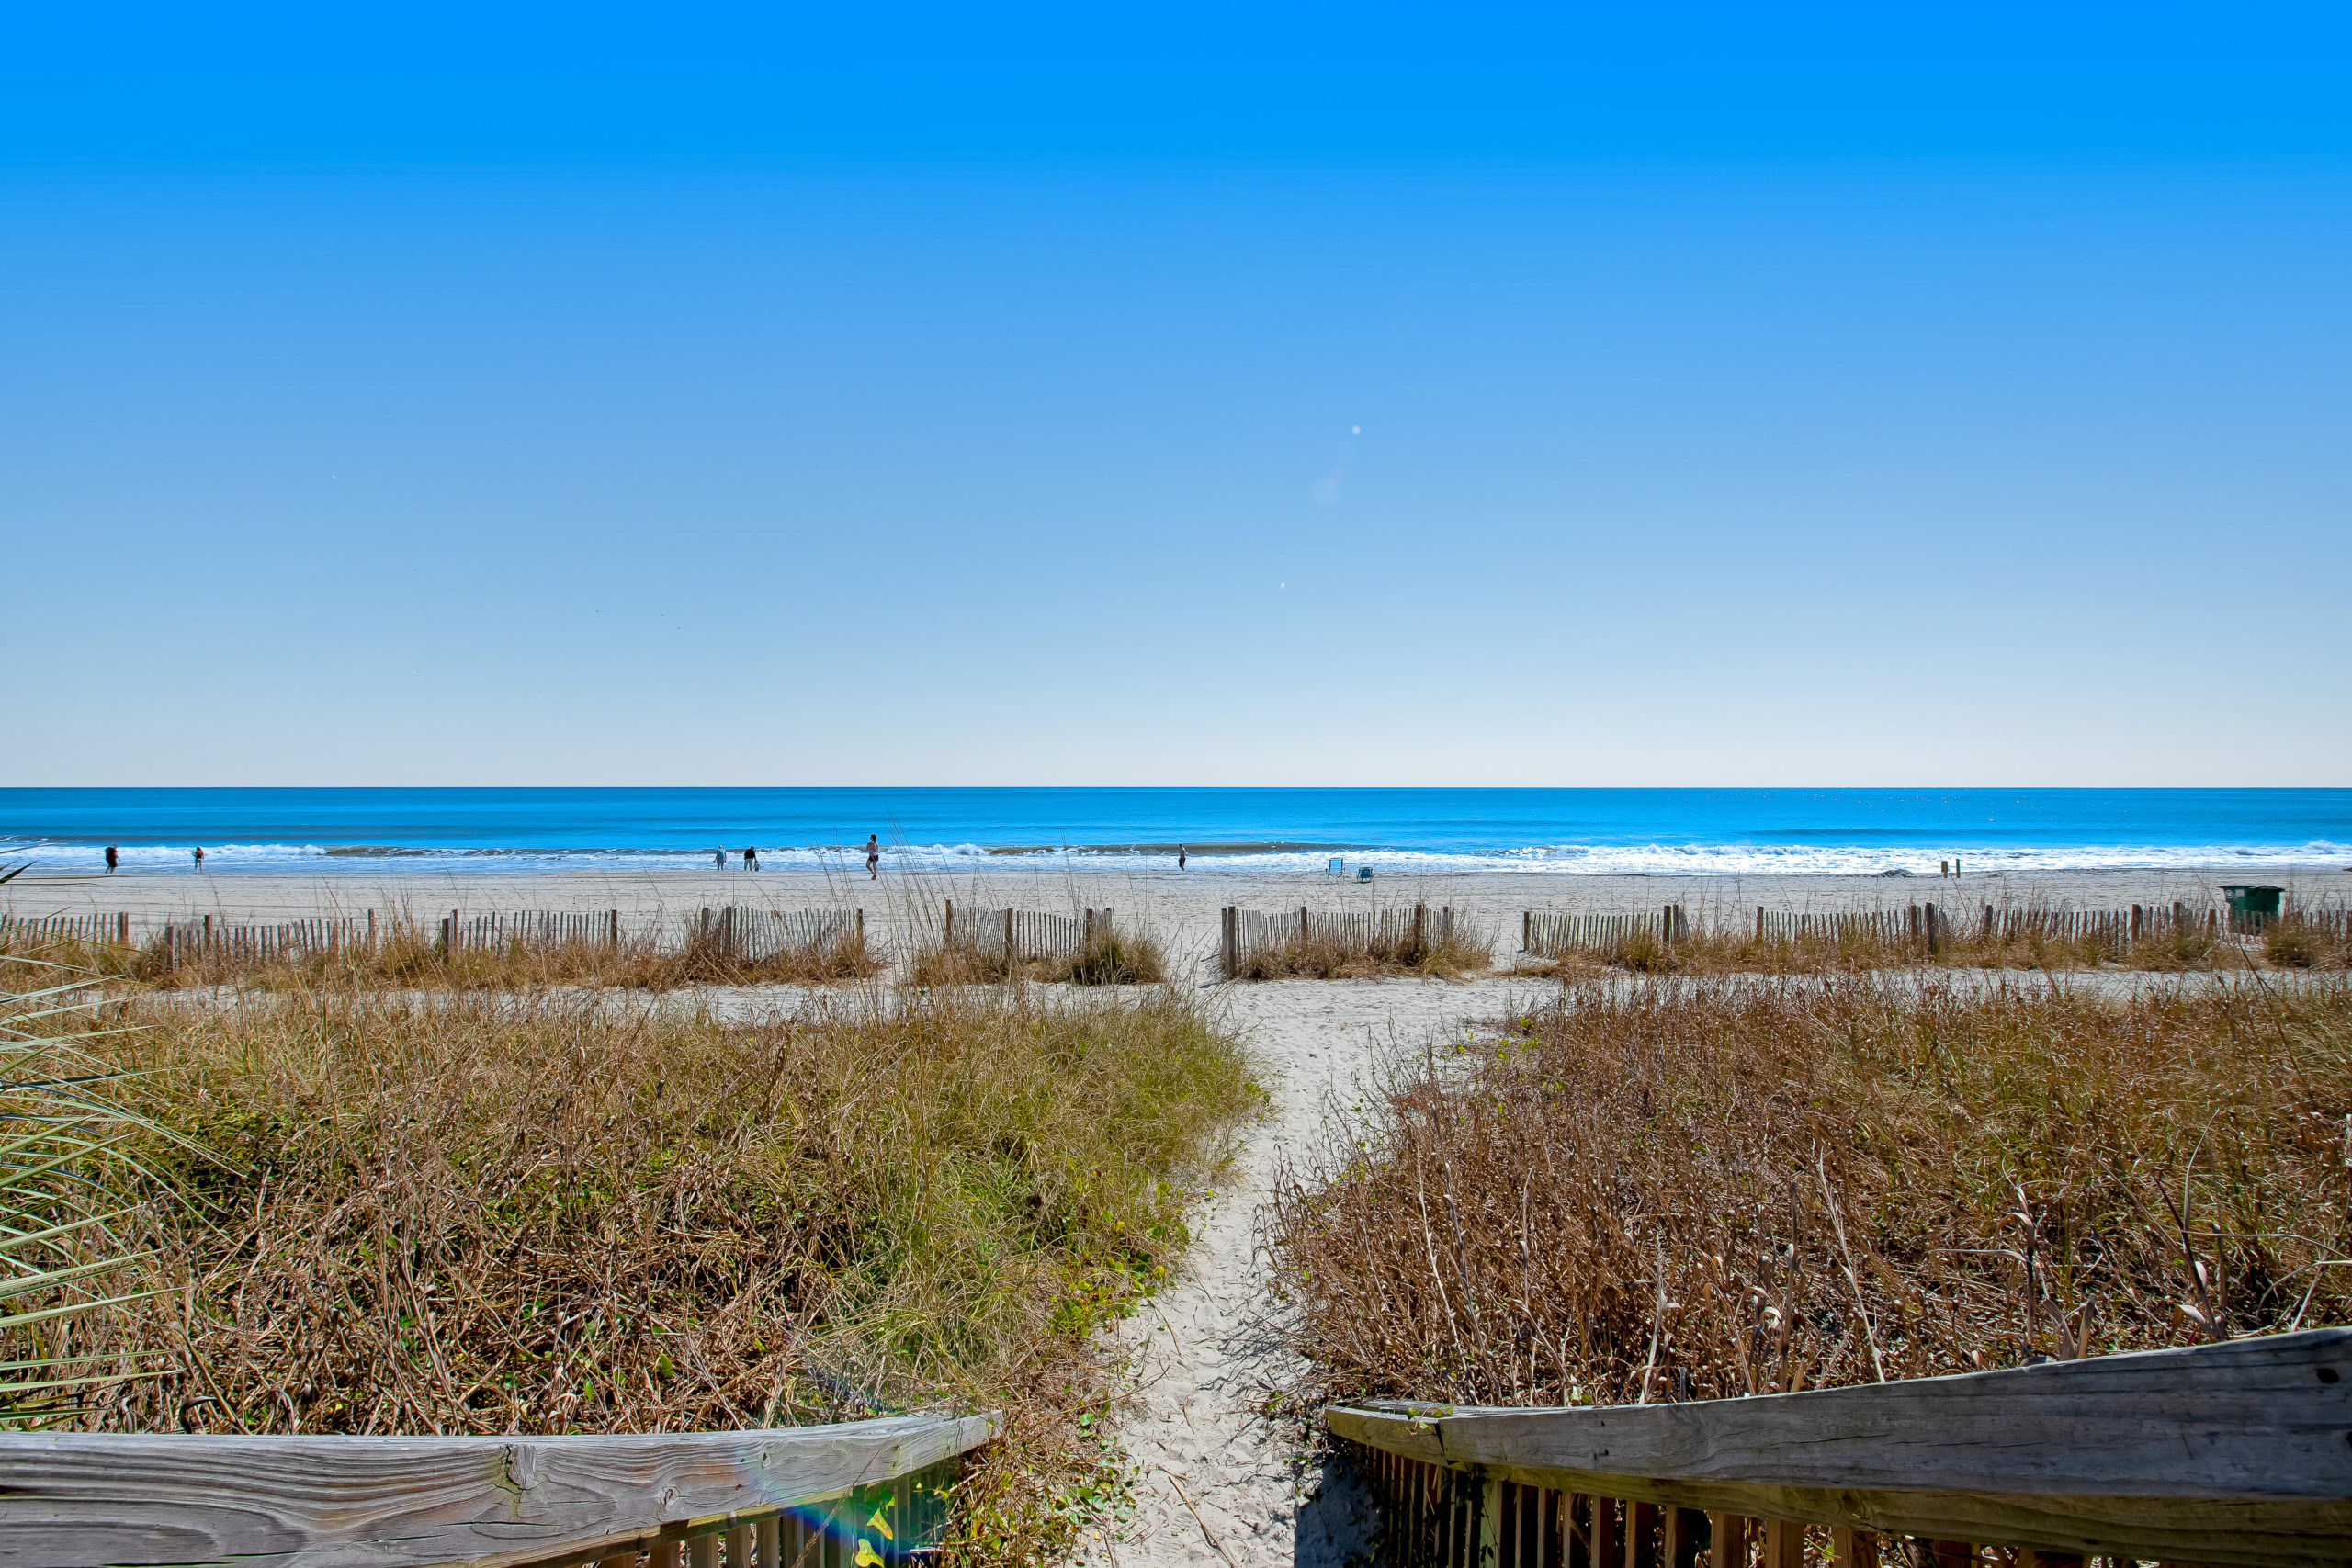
0;1409;996;1568
1327;1330;2352;1568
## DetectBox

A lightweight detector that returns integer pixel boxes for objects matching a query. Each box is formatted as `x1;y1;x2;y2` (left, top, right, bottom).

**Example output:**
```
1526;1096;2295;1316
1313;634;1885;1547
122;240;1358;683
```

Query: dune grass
1269;974;2352;1410
30;980;1257;1565
0;963;186;1425
906;922;1170;988
1238;925;1493;981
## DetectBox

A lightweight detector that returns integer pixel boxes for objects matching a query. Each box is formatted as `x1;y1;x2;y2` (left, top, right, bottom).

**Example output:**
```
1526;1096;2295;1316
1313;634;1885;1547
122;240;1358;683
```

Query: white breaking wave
4;838;2345;877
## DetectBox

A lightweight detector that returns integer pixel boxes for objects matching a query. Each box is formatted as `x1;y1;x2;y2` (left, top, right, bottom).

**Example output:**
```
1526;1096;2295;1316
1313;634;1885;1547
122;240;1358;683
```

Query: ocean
3;787;2347;878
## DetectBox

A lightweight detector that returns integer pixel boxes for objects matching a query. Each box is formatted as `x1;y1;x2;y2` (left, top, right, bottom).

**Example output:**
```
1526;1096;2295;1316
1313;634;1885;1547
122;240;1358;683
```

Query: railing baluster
1630;1501;1658;1568
1706;1513;1741;1568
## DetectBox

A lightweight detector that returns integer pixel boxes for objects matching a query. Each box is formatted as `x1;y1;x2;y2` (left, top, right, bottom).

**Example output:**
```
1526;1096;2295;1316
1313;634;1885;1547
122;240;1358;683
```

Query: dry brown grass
2267;915;2350;970
1239;927;1493;981
906;928;1170;988
39;982;1256;1566
1269;975;2352;1411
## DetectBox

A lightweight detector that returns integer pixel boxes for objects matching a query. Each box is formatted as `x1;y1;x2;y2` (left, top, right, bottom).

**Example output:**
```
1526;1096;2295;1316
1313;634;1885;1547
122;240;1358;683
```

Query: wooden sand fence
686;906;865;963
0;1407;995;1568
1332;1328;2351;1568
1219;904;1469;979
1521;908;1682;963
449;908;628;953
154;915;375;970
0;911;132;948
939;901;1115;964
130;907;867;972
1524;898;2350;961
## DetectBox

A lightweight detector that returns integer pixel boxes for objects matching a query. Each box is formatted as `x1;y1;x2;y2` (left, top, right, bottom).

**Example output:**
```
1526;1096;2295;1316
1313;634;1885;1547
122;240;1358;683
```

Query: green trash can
2222;884;2285;933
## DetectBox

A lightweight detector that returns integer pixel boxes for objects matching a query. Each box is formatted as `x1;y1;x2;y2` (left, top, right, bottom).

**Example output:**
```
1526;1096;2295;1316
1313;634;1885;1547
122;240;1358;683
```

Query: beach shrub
1047;927;1169;986
1269;976;2352;1411
2266;920;2335;970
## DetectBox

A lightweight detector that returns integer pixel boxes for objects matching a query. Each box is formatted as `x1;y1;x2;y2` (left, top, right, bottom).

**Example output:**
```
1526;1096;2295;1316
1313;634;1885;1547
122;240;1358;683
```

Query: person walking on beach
1177;844;1187;872
865;835;881;881
744;845;759;871
104;844;119;874
714;846;726;871
192;846;205;870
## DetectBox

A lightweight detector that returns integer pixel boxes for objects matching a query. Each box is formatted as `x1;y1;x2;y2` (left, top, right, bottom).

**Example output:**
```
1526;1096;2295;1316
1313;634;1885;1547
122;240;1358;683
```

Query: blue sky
6;5;2347;785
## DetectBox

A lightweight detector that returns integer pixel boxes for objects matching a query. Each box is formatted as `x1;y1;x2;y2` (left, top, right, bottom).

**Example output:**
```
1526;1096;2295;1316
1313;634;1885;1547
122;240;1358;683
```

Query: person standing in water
104;844;119;874
192;846;205;869
714;846;726;871
1177;844;1187;871
744;845;759;871
865;835;881;881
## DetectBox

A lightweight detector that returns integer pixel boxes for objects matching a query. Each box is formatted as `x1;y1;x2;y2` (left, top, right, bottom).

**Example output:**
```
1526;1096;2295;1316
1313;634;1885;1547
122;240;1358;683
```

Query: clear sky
6;4;2347;786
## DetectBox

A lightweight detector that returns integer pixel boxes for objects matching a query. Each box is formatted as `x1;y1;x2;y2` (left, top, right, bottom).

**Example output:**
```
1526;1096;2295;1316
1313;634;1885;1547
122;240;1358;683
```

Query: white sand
1078;976;1537;1568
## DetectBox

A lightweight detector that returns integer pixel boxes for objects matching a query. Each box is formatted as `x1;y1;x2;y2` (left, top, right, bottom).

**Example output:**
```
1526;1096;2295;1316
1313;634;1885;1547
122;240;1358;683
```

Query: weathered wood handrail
0;1409;997;1568
1327;1330;2352;1568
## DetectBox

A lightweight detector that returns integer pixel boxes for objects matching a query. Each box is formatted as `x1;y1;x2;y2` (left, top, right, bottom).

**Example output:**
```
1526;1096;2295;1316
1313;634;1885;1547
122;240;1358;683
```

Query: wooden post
1756;906;1765;942
1004;907;1014;964
1301;905;1309;944
1222;907;1237;979
1925;902;1941;955
203;913;213;950
1761;1519;1803;1568
648;1540;684;1568
725;1522;753;1566
1479;1475;1502;1568
1414;903;1426;951
1830;1528;1875;1568
1590;1495;1617;1568
687;1531;720;1568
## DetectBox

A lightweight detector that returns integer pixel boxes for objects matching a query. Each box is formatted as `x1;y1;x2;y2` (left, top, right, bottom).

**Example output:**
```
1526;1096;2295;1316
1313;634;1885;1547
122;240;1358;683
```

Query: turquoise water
4;787;2347;877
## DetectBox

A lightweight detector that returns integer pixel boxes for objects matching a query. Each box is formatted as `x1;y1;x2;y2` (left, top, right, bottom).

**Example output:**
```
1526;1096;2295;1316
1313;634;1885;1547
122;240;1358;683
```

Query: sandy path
1080;973;1537;1568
